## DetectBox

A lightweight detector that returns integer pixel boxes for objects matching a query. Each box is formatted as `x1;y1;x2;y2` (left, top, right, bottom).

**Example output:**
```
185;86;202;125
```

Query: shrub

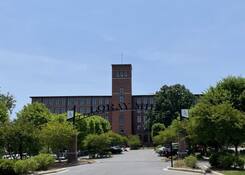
223;149;235;154
234;157;245;169
83;133;111;158
240;150;245;155
151;123;165;139
0;159;16;175
174;159;186;168
14;159;37;175
105;131;127;146
184;155;197;168
209;153;220;168
219;154;234;169
33;154;55;170
128;135;141;150
209;152;238;169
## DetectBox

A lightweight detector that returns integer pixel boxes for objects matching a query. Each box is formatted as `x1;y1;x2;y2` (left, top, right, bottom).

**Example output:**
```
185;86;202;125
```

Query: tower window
124;71;128;77
119;88;124;94
119;95;125;103
120;71;124;78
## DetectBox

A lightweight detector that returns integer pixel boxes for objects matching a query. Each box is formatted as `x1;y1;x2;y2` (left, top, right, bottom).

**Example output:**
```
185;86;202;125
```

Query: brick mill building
31;64;155;144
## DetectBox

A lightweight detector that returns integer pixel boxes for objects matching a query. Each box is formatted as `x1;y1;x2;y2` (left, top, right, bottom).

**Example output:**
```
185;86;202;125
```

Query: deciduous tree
148;84;195;127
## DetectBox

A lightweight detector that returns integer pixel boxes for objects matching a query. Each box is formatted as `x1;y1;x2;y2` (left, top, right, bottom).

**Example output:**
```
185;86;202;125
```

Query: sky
0;0;244;117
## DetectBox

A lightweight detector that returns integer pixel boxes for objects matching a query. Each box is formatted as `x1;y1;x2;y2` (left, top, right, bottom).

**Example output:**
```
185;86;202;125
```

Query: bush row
0;154;55;175
83;132;141;158
209;152;244;169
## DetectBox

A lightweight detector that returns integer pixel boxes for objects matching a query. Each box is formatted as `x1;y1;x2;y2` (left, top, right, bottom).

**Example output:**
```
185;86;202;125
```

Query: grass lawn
220;170;245;175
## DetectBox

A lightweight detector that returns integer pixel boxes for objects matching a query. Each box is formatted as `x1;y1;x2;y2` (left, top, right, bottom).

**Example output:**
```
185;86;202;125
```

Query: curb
33;168;67;175
168;167;205;174
210;170;224;175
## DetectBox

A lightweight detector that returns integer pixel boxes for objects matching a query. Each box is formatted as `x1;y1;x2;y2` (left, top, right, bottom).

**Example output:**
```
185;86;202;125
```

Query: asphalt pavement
54;149;198;175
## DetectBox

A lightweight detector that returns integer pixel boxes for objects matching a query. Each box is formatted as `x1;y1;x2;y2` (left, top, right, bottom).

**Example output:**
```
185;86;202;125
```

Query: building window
86;98;90;105
105;112;109;121
119;95;124;103
119;113;124;127
80;98;85;105
136;98;141;104
92;98;97;105
55;108;59;114
105;98;109;105
58;108;65;114
124;71;128;77
137;116;141;123
116;71;120;78
120;71;124;78
119;88;124;94
68;98;74;105
149;98;154;104
137;125;141;131
86;108;90;114
79;107;84;114
98;98;103;105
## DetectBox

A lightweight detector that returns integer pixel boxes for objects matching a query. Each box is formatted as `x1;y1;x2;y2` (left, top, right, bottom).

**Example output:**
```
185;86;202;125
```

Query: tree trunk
235;144;238;156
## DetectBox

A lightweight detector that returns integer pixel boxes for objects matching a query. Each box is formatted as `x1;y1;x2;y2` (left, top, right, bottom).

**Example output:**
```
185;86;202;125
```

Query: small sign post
67;110;74;120
181;109;189;119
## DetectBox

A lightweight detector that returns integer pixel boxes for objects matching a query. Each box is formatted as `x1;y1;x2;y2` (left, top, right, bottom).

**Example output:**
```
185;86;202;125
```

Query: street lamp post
178;109;189;158
67;105;78;163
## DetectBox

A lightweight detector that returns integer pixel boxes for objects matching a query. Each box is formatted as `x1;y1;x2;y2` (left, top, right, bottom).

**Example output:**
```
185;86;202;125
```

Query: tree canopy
75;115;111;148
151;123;165;138
148;84;195;127
188;76;245;154
0;91;16;113
17;102;51;128
40;121;77;156
0;118;40;159
0;101;8;124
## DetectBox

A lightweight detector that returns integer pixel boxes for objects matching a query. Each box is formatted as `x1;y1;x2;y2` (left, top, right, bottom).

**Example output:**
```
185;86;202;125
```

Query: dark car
108;146;123;154
158;146;178;157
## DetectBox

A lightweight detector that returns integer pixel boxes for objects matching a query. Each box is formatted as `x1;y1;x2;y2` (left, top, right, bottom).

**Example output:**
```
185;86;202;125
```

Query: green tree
106;131;127;146
148;84;195;127
188;103;245;154
128;135;141;149
40;121;77;158
188;76;245;155
83;133;111;158
0;91;16;113
75;115;111;149
151;123;165;138
0;119;40;159
0;101;8;124
201;76;245;112
17;102;51;128
153;119;184;145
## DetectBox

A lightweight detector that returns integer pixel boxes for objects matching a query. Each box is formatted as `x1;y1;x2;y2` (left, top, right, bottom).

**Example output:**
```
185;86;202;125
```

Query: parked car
108;146;123;154
157;146;178;157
